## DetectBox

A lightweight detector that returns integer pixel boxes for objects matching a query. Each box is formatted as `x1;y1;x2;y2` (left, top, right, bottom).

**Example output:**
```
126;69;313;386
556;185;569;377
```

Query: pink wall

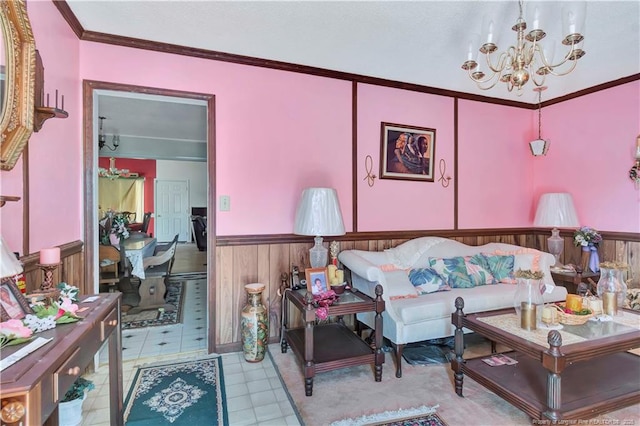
80;42;353;236
2;7;637;258
458;100;534;228
533;81;640;233
0;1;81;255
98;158;156;235
356;85;455;231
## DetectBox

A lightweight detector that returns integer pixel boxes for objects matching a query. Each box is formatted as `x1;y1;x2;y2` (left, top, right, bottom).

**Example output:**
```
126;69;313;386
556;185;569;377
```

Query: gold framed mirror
0;0;36;171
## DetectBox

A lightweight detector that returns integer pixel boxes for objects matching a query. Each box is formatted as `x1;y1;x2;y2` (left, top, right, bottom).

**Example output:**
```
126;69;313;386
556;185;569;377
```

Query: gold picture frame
0;0;36;171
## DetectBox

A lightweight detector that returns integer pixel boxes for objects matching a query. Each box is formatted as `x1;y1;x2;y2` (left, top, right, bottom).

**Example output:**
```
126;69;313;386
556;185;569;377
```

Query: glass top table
450;297;640;421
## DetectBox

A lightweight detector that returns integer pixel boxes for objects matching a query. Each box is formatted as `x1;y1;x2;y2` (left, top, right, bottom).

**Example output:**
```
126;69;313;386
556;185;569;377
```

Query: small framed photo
380;122;436;182
0;278;33;322
305;268;329;295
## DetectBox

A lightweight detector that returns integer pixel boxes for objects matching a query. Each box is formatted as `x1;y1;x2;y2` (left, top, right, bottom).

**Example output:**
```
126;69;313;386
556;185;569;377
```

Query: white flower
23;314;56;333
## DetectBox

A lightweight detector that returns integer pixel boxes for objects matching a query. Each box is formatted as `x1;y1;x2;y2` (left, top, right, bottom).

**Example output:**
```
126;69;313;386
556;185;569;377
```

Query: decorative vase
596;266;626;316
58;394;86;426
580;246;590;272
241;283;269;362
109;233;120;246
513;278;544;330
588;247;600;273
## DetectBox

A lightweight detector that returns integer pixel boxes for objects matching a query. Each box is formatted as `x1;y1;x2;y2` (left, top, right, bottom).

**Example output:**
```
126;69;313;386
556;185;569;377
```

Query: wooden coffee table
451;297;640;421
281;285;385;396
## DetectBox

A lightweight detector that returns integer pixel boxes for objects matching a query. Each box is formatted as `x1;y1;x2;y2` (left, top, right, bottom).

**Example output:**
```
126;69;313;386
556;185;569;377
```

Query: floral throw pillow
429;256;474;288
464;254;495;286
408;268;451;295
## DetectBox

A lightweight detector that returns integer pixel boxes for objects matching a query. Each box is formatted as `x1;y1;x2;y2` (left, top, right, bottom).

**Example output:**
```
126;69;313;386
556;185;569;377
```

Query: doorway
83;80;216;354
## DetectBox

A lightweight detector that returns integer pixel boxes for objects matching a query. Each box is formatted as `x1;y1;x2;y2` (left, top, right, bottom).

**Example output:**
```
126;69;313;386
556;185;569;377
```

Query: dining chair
127;234;179;313
98;244;121;292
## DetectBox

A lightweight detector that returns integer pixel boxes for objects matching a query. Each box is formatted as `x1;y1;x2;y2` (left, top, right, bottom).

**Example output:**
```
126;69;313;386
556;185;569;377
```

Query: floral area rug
124;356;228;425
121;281;184;330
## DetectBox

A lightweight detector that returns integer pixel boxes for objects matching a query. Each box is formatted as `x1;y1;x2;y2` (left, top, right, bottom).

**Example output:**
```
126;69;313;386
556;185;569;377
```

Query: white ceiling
70;1;638;156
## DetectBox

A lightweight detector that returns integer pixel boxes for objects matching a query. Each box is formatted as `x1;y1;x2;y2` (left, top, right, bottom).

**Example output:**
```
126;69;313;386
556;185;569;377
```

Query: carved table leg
303;292;315;396
543;330;564;420
374;284;384;382
452;297;466;397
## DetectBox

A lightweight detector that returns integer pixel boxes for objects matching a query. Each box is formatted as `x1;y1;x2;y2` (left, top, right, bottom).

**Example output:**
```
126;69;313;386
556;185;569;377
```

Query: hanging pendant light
529;86;549;156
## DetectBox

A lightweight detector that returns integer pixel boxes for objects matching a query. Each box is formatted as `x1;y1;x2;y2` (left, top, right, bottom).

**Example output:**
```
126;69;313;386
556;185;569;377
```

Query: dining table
121;237;157;279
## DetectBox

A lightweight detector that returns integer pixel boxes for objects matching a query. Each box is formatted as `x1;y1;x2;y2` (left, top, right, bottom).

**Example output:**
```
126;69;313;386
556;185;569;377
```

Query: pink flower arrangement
0;319;33;348
313;289;339;320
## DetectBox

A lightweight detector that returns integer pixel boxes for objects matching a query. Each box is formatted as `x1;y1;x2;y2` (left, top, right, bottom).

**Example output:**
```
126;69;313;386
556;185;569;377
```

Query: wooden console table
0;293;123;425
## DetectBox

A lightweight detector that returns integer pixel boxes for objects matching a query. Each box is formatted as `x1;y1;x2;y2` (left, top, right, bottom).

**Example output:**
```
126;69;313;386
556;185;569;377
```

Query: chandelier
461;0;586;95
98;157;130;180
98;116;120;151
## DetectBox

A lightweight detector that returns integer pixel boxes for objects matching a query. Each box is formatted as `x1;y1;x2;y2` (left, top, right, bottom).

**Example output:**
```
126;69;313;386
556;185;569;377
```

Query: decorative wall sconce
34;51;69;133
363;155;376;187
630;135;640;189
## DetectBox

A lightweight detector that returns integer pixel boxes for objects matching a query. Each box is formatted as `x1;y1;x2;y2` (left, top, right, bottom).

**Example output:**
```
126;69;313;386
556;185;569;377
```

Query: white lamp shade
0;236;23;278
293;188;345;236
533;193;580;227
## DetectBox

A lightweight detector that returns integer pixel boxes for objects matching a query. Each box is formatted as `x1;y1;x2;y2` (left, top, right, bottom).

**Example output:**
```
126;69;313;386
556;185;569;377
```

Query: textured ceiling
69;1;638;156
68;0;639;104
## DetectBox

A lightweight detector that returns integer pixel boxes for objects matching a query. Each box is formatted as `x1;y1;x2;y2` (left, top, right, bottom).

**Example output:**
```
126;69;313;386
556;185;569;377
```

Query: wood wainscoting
15;232;637;354
215;229;640;352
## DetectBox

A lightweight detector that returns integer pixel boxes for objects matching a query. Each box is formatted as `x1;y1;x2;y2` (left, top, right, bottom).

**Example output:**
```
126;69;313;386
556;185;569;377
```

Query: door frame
82;80;217;353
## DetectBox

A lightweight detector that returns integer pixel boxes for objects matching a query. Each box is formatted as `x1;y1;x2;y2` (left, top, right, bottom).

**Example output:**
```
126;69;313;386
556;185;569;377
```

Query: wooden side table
551;270;600;295
281;285;385;396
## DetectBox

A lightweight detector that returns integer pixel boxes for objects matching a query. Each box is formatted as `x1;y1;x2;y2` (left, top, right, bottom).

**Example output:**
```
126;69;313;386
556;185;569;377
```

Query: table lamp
293;188;345;268
533;193;579;267
0;236;23;279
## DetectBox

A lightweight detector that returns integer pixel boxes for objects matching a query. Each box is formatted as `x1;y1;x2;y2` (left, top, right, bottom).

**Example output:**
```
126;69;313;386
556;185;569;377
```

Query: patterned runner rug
124;357;228;425
122;281;184;330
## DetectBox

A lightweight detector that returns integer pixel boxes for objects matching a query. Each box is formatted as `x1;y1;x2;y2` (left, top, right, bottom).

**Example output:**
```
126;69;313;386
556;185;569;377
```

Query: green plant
61;377;94;402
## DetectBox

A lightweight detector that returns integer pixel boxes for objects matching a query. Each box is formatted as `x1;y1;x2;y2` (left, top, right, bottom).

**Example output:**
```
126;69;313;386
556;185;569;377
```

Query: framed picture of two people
380;122;436;182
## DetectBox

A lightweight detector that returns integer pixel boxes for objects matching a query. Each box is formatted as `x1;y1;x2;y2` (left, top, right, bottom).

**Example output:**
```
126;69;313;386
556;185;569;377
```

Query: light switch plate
220;195;230;211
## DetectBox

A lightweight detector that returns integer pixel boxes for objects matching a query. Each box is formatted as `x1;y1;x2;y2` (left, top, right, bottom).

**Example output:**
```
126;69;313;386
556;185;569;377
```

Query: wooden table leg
452;297;466;397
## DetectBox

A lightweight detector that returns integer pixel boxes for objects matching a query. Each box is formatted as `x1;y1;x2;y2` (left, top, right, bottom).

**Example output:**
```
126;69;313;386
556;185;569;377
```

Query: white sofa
338;236;568;378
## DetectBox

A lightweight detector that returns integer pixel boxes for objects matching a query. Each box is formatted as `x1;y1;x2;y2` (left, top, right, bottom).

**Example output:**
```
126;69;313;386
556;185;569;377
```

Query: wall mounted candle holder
630;135;640;189
34;51;68;132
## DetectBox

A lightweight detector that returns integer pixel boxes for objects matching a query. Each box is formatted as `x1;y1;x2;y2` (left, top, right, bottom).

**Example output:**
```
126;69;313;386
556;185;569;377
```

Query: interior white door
155;180;190;243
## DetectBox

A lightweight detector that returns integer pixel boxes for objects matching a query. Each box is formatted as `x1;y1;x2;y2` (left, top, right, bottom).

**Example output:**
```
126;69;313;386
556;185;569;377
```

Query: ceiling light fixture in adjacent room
98;157;130;180
98;116;119;151
461;0;586;95
529;86;549;156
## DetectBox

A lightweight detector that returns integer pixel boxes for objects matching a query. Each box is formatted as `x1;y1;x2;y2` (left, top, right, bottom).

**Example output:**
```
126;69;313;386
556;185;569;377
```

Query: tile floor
83;274;300;425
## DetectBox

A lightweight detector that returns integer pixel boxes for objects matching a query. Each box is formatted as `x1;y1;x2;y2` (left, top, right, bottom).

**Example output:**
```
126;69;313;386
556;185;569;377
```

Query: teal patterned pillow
408;268;451;294
482;254;515;282
464;254;495;286
429;256;474;288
